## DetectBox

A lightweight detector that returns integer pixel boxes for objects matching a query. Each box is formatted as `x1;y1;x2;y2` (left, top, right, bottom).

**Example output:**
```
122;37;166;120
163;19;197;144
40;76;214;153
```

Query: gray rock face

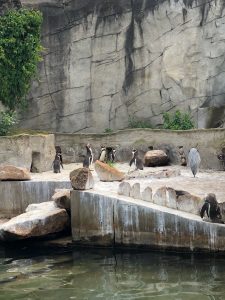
0;0;21;15
19;0;225;132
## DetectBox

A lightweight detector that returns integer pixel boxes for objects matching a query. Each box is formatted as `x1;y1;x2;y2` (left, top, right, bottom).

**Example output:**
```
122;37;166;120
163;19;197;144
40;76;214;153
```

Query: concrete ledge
0;181;71;218
71;190;225;253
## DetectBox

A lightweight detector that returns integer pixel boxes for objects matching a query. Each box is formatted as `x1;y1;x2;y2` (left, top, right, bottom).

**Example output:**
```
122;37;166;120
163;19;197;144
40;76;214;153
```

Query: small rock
70;168;94;190
141;186;153;202
95;160;125;182
52;189;71;212
118;182;131;197
144;150;169;167
0;165;31;181
153;187;167;206
176;190;203;215
130;183;141;199
166;187;177;209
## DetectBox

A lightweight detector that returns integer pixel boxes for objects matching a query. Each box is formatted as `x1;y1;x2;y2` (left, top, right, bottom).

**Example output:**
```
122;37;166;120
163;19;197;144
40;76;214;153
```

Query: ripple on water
0;248;225;300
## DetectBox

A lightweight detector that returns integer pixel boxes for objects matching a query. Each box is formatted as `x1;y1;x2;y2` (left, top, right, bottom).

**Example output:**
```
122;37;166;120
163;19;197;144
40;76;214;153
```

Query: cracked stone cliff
17;0;225;132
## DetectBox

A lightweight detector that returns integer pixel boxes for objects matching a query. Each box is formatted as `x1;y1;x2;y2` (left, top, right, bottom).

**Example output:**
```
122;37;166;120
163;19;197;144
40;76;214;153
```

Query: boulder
52;189;71;212
142;187;153;202
118;182;131;197
0;165;31;181
95;160;125;182
144;150;169;167
176;190;203;215
0;201;69;241
130;183;141;199
153;187;167;206
70;168;94;190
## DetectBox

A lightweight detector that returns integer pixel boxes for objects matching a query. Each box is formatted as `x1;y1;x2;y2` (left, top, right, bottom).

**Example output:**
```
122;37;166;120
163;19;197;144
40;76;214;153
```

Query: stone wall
0;134;55;172
0;180;71;218
71;190;225;252
18;0;225;132
55;128;225;170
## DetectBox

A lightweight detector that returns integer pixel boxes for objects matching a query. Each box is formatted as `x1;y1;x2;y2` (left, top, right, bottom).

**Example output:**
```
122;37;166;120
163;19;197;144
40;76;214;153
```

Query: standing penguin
108;148;116;163
83;144;93;168
53;153;63;173
188;148;201;177
129;149;144;170
200;193;224;223
99;146;106;162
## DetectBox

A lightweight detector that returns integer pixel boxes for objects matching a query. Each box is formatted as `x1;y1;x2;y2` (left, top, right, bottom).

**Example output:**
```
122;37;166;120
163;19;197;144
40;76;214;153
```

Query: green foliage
106;161;115;168
0;111;17;136
104;128;113;133
128;116;152;129
0;9;43;110
163;110;195;130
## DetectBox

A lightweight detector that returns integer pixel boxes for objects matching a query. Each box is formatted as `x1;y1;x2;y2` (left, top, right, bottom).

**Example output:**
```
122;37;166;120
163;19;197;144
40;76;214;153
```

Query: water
0;244;225;300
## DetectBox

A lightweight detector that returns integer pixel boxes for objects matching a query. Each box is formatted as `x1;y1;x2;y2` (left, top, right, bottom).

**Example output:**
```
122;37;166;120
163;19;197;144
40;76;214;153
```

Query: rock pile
117;182;203;215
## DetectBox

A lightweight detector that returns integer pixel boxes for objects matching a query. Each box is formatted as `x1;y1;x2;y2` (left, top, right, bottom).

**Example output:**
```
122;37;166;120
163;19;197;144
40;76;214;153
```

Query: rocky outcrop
0;165;31;181
0;201;69;241
0;134;55;172
95;160;125;182
70;168;94;190
144;150;169;167
19;0;225;132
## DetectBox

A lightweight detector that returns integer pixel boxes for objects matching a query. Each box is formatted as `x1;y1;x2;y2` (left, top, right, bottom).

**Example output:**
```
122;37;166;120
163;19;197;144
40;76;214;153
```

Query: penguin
53;153;63;173
83;144;93;168
55;146;63;168
188;148;201;177
99;146;106;162
200;193;224;223
129;149;144;170
108;148;116;163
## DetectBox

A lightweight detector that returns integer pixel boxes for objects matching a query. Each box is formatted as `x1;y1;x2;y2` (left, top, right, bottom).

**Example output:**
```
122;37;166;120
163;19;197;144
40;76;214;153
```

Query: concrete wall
71;190;225;253
56;128;225;170
0;134;55;172
0;180;71;218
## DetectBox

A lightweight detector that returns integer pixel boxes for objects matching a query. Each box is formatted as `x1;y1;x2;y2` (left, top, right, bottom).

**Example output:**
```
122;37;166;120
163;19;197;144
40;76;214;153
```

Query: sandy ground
30;163;225;203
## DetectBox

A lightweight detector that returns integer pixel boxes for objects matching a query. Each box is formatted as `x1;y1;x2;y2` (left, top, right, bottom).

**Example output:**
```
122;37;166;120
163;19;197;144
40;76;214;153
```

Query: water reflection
0;245;225;300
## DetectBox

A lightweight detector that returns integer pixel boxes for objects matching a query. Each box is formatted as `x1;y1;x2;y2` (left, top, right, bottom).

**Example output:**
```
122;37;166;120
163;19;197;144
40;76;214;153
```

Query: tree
0;8;43;110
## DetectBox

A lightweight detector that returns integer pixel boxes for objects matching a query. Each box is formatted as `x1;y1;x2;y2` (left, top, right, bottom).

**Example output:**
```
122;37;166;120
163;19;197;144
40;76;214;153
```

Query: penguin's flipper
129;157;135;167
200;202;208;218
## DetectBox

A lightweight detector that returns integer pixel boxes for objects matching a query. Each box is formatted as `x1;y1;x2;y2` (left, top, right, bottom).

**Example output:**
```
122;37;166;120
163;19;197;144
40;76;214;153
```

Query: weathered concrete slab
0;181;71;218
71;190;225;253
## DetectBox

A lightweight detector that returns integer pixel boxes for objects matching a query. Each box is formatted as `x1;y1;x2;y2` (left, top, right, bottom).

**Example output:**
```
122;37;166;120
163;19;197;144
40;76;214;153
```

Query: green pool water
0;244;225;300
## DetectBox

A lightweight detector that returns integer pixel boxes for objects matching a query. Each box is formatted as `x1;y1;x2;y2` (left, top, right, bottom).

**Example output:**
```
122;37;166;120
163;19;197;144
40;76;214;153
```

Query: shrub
0;9;43;110
104;128;113;133
0;111;17;136
163;110;194;130
128;116;152;129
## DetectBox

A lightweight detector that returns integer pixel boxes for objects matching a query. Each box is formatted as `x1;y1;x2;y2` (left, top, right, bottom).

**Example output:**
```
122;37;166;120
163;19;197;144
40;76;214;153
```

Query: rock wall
18;0;225;132
55;128;225;170
0;180;71;218
0;134;55;172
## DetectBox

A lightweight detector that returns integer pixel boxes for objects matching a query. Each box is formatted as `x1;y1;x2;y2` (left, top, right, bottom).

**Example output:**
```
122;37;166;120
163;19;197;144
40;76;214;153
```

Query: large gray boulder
0;201;69;241
52;189;71;213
